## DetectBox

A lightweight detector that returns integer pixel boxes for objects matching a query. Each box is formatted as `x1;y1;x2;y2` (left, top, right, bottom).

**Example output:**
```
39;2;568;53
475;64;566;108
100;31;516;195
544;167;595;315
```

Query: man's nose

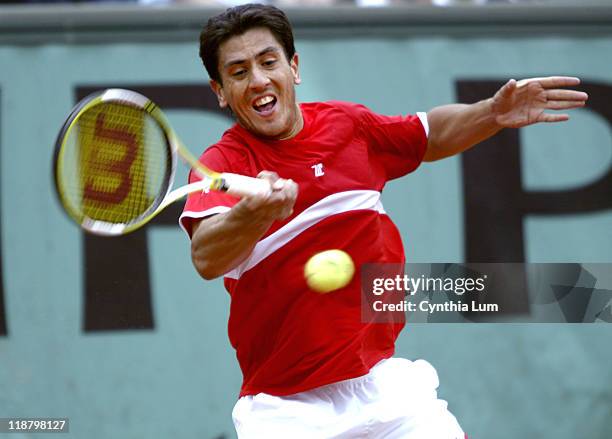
249;67;271;90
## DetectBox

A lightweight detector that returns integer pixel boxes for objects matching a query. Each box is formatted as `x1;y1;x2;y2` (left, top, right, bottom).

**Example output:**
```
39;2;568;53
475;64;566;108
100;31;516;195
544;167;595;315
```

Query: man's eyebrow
223;47;281;69
257;47;280;58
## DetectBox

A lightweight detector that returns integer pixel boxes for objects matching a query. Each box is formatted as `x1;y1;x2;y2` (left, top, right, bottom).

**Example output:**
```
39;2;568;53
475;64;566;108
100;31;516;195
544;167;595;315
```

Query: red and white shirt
180;101;428;397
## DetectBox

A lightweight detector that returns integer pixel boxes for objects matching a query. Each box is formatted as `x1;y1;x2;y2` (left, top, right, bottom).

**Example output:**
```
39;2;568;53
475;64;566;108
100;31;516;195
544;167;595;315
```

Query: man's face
211;27;302;140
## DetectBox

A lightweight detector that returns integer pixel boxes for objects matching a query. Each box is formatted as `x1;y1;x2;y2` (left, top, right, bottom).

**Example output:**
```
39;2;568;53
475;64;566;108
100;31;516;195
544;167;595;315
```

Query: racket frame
53;89;224;236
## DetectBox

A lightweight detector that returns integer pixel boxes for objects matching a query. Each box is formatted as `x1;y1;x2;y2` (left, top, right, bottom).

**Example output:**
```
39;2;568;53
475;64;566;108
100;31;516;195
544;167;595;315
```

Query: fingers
259;177;297;220
278;178;298;200
257;170;296;198
498;78;517;97
272;178;298;220
538;113;570;123
257;170;280;187
516;77;546;88
546;100;586;111
517;76;581;89
513;77;588;125
240;171;298;221
546;89;588;101
273;180;285;190
544;88;588;112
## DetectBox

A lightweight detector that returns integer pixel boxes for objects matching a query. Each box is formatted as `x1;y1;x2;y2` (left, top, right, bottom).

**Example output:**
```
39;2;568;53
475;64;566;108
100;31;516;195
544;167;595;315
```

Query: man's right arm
190;172;298;280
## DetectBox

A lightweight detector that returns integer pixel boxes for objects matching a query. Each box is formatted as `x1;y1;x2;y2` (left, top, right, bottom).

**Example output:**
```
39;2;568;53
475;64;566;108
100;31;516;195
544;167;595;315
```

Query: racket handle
220;173;272;198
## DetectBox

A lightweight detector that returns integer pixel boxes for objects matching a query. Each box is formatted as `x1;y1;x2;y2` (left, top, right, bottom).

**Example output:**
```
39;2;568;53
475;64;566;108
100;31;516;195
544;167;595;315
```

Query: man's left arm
423;76;589;162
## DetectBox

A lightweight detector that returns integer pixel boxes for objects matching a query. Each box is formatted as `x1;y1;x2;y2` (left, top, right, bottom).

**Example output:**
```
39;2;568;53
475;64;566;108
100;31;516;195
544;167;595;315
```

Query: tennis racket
53;88;271;236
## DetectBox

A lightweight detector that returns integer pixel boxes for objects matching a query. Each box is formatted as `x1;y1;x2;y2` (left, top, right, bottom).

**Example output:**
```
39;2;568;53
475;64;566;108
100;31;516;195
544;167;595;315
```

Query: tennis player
180;4;588;438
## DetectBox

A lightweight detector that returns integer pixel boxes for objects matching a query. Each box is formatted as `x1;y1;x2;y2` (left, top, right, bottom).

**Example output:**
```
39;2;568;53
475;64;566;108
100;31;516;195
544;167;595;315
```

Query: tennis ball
304;249;355;294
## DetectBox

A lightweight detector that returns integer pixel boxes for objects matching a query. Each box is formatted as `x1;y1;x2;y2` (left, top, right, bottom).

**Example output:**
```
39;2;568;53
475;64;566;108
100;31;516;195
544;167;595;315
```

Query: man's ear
210;79;227;108
290;53;301;85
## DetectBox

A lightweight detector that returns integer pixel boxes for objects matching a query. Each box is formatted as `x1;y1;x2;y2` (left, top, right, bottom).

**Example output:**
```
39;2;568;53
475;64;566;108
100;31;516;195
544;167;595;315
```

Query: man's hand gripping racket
53;89;271;236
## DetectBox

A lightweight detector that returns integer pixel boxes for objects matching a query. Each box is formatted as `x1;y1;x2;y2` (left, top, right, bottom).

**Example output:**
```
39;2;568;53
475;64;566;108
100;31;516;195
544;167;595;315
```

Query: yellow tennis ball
304;249;355;294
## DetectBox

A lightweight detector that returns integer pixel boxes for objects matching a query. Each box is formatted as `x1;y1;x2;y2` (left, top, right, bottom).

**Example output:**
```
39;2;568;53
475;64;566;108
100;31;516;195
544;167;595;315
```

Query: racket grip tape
220;173;273;198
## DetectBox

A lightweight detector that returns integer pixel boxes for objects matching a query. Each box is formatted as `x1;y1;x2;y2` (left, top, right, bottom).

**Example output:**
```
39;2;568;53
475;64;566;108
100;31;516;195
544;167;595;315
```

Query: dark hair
199;4;296;84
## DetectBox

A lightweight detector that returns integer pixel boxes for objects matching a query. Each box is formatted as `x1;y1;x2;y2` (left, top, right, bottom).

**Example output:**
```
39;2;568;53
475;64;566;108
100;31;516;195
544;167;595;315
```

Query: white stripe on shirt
179;206;232;236
224;189;385;280
416;112;429;137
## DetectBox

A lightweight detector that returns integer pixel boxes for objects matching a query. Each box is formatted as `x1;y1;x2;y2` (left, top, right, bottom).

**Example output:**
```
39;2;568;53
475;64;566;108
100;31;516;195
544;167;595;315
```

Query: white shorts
232;358;465;439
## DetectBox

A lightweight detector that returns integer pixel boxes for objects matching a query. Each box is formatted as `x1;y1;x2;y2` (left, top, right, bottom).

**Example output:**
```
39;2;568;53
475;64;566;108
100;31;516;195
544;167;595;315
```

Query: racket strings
58;103;172;226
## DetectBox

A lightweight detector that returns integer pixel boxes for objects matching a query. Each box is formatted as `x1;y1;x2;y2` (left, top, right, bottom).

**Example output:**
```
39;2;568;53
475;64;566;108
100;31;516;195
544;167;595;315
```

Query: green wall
1;14;611;439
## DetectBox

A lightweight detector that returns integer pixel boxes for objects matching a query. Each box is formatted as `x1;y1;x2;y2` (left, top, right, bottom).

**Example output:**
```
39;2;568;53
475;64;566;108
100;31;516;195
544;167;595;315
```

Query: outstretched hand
492;76;588;129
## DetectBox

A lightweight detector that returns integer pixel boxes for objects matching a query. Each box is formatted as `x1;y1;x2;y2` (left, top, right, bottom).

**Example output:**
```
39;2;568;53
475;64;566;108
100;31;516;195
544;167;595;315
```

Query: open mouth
253;95;277;114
